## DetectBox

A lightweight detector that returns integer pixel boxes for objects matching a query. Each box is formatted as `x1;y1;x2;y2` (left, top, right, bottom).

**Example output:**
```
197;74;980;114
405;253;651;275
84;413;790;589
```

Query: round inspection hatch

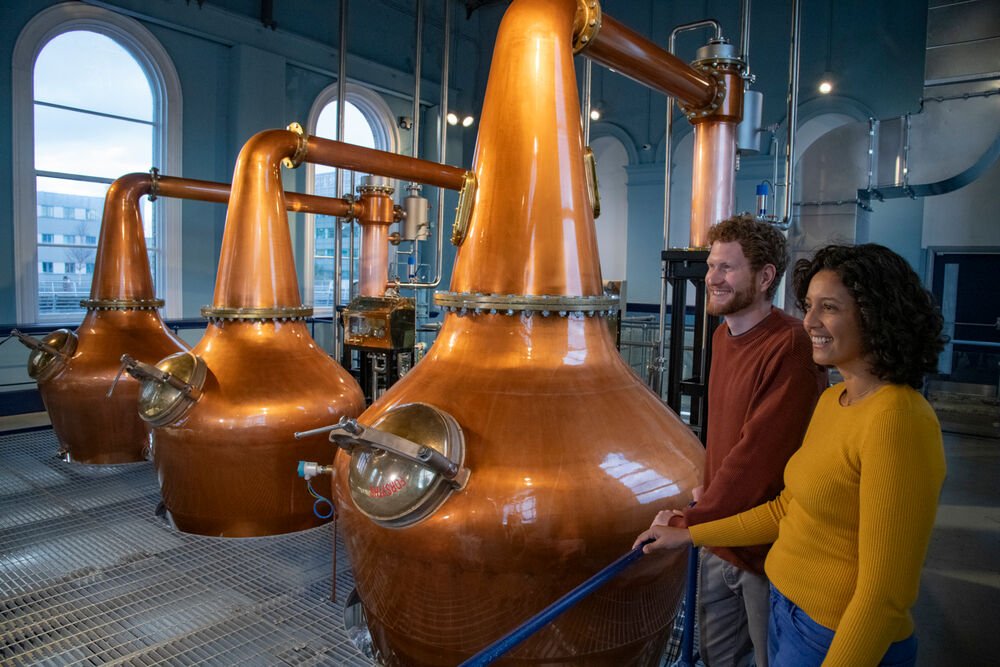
346;402;466;528
137;350;207;427
27;329;78;383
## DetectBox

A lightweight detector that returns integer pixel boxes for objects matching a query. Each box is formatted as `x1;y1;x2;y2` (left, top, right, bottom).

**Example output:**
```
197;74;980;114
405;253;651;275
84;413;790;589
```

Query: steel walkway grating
0;429;371;666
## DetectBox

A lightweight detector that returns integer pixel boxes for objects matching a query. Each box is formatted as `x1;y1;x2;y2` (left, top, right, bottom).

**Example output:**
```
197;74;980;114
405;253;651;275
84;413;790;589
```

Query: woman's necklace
840;381;884;406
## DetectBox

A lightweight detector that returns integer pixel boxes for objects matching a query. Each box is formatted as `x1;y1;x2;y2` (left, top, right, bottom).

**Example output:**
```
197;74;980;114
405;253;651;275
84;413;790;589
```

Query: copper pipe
689;121;737;247
89;173;159;302
304;135;468;190
579;12;716;109
128;173;355;216
359;224;390;296
211;128;469;309
212;130;310;310
356;188;397;296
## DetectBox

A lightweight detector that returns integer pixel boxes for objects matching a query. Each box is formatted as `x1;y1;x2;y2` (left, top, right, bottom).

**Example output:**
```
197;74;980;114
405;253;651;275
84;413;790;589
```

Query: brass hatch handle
9;329;71;359
297;416;470;489
109;353;203;400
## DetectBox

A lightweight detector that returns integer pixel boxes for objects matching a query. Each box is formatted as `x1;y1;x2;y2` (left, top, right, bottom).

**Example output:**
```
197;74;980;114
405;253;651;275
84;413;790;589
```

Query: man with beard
663;214;825;667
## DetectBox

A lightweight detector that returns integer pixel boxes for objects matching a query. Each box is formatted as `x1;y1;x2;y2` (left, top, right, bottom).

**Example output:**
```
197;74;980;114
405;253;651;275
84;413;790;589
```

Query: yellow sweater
689;383;945;667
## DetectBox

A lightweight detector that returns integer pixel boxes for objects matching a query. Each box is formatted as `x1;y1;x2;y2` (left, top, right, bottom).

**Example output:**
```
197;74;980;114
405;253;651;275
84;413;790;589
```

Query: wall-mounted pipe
411;0;423;160
333;0;350;353
739;0;752;77
651;18;725;395
777;0;802;228
402;0;425;273
389;0;452;291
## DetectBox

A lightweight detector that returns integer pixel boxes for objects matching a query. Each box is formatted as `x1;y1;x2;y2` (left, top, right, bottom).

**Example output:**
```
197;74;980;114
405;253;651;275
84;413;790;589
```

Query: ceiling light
462;115;474;127
589;108;601;121
818;72;835;95
446;112;459;126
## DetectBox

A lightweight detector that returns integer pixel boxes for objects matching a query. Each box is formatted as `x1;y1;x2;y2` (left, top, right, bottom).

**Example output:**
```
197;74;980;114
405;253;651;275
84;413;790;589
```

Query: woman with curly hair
635;244;946;667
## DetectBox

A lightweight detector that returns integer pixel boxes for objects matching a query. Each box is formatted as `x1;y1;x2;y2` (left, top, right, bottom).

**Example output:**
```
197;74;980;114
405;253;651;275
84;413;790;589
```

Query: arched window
306;83;398;310
12;4;182;322
591;135;630;282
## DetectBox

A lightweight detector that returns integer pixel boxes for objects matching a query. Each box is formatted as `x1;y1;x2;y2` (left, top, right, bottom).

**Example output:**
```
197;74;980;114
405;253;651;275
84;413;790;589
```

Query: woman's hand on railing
632;524;692;554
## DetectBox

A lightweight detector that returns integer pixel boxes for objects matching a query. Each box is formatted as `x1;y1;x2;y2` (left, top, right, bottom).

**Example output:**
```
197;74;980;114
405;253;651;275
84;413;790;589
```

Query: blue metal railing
459;540;653;667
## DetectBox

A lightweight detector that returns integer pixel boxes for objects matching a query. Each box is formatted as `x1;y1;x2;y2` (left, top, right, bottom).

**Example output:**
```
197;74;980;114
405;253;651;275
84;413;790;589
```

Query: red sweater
684;307;825;574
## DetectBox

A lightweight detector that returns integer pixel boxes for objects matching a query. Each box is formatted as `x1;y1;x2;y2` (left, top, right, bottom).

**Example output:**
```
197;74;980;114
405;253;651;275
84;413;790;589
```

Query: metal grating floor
0;428;372;666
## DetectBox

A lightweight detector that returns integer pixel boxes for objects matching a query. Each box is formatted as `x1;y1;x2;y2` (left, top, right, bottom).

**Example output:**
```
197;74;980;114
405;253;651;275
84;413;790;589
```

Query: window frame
12;3;183;323
303;82;399;315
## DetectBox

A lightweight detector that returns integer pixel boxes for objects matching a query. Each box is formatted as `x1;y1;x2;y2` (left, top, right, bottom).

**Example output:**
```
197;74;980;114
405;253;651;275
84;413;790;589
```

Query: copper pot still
125;145;366;537
331;0;705;664
13;174;186;464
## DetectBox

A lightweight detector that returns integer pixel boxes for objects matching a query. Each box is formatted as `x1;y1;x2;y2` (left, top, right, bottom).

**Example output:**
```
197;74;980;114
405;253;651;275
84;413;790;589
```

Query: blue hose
458;539;653;667
306;479;335;520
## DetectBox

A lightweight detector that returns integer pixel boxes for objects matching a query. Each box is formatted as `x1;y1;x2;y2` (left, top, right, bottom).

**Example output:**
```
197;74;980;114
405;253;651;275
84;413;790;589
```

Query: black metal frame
662;249;719;443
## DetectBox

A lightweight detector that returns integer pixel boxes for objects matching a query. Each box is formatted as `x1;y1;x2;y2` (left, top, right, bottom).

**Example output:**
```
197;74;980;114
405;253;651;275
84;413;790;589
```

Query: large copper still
12;173;187;464
123;129;472;537
324;1;713;664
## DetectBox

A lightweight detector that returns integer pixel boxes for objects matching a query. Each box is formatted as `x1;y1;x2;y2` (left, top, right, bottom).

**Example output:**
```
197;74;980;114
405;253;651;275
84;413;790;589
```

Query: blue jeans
767;585;917;667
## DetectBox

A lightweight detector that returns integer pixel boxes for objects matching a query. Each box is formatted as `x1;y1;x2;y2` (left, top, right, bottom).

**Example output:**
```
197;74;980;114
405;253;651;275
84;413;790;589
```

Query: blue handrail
459;539;653;667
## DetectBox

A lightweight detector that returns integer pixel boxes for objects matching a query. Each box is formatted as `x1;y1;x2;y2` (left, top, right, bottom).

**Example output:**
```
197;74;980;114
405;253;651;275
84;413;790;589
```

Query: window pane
312;97;385;308
35;105;152;179
141;198;157;249
315;101;375;176
36;177;108;318
34;31;153;121
313;256;335;307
